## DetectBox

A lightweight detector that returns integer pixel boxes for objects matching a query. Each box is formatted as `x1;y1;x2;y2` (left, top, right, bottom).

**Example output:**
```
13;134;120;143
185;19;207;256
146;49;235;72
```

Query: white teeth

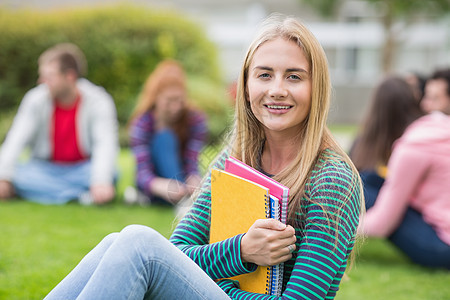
266;105;291;109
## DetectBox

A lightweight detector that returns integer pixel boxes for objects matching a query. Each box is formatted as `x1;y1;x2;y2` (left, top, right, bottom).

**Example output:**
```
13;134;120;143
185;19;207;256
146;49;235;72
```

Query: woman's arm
170;150;258;280
183;110;208;176
173;155;361;299
218;161;362;299
128;113;157;194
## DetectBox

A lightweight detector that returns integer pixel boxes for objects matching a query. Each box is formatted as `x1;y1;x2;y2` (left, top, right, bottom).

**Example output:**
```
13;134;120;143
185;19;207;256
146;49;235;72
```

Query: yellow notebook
210;169;271;294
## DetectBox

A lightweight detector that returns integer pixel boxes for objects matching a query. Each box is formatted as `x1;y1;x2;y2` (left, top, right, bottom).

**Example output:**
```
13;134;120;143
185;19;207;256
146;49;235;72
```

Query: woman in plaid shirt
127;59;208;205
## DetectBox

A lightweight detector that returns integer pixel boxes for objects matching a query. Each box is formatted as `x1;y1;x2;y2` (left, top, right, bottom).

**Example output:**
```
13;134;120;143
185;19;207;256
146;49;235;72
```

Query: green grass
0;202;176;299
336;239;450;299
1;148;449;299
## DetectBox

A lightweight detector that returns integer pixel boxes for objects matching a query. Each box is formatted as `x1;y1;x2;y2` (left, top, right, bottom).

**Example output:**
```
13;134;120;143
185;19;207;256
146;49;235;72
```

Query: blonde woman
45;15;364;300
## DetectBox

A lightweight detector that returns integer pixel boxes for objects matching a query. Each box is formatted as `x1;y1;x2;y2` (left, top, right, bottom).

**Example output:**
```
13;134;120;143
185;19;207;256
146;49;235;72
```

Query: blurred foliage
0;5;233;145
0;111;15;145
188;76;234;144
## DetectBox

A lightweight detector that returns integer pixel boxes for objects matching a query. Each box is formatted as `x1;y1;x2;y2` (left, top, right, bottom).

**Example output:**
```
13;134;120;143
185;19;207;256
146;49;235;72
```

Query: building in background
3;0;450;123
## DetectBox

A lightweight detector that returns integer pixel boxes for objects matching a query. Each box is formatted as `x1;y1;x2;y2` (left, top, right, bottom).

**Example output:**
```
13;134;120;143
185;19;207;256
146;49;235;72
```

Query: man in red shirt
0;43;119;204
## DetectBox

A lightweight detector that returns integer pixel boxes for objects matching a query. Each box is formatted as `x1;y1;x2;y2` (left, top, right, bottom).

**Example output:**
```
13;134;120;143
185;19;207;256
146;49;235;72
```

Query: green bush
188;76;234;144
0;5;232;144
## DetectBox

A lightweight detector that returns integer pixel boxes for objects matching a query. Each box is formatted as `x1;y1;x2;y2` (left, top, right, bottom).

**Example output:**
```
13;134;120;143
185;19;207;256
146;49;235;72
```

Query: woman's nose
268;78;288;99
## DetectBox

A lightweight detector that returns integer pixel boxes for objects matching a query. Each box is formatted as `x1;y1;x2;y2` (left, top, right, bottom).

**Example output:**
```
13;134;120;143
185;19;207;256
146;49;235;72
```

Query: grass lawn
337;239;450;299
0;201;176;299
0;147;449;299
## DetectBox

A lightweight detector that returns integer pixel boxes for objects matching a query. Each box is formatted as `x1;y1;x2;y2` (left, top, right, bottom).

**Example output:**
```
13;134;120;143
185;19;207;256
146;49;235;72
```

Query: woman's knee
120;225;165;245
102;232;119;245
112;225;172;266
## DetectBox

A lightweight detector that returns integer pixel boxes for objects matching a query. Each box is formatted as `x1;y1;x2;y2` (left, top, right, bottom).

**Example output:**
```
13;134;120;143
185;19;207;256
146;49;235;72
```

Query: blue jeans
387;208;450;269
13;159;91;204
363;171;450;269
44;225;230;300
359;170;384;208
143;129;185;205
151;129;185;182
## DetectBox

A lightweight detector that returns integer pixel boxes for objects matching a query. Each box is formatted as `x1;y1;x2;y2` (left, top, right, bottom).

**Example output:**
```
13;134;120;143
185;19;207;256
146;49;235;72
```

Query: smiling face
154;85;187;124
421;78;450;114
247;38;312;138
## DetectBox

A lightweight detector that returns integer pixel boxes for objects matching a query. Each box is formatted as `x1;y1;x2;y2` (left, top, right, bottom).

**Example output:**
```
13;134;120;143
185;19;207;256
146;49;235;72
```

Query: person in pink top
360;68;450;269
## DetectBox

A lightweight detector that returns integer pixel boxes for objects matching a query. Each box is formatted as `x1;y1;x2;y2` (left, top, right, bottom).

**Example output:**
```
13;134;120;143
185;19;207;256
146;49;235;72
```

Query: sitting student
350;76;423;207
45;15;364;299
127;59;208;205
0;43;119;205
360;68;450;269
405;71;427;105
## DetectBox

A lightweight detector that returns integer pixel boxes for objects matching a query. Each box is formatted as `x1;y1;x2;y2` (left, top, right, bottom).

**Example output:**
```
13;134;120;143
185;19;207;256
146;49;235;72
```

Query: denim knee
119;225;165;248
102;232;119;245
121;224;158;236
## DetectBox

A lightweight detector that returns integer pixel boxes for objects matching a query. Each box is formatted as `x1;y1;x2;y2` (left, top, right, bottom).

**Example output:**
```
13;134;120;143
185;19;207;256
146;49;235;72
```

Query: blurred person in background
126;59;208;206
0;43;119;205
350;76;423;207
360;68;450;269
405;71;427;105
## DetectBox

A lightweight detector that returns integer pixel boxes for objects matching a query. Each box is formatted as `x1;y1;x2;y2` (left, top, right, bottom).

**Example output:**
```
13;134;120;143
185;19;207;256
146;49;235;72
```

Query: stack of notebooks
210;156;289;296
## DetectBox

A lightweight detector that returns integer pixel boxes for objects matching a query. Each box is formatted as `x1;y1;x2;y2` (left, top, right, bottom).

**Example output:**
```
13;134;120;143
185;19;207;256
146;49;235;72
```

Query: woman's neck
260;132;301;175
153;110;172;131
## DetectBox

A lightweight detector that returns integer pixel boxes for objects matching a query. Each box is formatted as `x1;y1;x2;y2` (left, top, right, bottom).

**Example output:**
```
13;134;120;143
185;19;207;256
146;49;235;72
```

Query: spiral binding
267;195;284;295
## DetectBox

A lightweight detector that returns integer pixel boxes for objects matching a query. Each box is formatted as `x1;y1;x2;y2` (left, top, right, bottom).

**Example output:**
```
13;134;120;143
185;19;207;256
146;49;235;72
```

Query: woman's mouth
264;104;293;112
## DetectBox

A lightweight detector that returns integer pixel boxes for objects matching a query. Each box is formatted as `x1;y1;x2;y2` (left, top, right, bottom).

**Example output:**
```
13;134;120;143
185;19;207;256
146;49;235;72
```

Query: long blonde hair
230;15;364;226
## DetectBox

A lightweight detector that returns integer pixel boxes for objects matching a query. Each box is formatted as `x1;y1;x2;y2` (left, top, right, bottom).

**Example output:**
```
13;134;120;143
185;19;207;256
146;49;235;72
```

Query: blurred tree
298;0;450;73
0;6;232;145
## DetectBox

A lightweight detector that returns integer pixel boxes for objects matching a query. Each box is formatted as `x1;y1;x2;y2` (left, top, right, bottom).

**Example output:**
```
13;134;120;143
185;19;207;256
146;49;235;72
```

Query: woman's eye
288;74;301;80
258;73;270;79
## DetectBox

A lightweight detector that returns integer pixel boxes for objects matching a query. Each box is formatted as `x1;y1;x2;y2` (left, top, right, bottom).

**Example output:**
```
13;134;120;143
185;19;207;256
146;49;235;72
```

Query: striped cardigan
170;149;362;299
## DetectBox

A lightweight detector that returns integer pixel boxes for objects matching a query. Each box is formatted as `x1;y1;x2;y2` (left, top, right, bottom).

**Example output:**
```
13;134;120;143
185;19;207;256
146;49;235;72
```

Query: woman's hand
185;174;201;194
241;219;297;266
149;177;188;204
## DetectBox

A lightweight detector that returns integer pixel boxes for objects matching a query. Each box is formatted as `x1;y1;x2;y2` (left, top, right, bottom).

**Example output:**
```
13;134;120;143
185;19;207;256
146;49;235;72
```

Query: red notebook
224;156;289;224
